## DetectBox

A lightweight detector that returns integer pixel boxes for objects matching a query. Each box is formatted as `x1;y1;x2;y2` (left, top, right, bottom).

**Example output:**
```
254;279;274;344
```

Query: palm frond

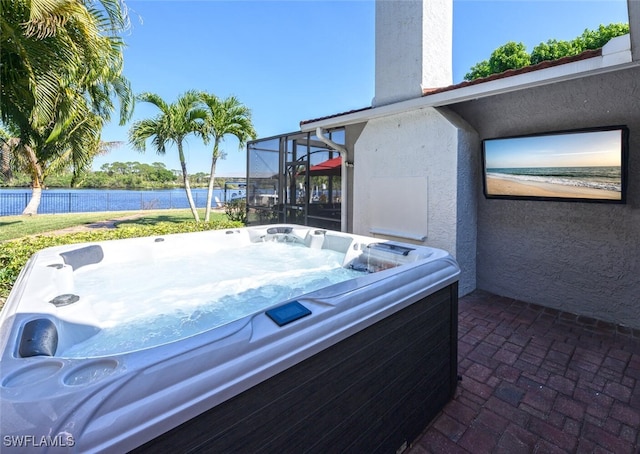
136;92;170;113
199;92;257;151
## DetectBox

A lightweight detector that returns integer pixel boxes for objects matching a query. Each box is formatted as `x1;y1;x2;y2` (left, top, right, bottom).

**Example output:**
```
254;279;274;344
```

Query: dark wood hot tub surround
133;282;458;453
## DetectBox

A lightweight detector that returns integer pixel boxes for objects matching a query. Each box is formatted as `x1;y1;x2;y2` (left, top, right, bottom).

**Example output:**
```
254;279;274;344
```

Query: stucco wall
440;108;480;298
351;107;476;295
449;67;640;329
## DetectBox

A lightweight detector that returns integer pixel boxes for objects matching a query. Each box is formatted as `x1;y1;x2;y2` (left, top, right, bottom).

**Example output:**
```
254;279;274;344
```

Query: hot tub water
63;241;364;357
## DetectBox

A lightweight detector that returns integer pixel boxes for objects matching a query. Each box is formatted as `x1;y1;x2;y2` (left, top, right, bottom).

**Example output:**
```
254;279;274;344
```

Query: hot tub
0;225;459;453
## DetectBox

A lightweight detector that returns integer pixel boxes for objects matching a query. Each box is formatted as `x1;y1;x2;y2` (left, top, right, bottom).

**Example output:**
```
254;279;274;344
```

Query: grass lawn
0;209;224;242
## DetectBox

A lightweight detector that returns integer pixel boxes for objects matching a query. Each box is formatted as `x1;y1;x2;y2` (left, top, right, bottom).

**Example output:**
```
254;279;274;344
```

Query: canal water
0;188;246;216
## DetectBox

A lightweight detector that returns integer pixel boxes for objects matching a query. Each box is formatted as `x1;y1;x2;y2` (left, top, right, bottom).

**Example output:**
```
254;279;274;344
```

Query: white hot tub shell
0;224;460;453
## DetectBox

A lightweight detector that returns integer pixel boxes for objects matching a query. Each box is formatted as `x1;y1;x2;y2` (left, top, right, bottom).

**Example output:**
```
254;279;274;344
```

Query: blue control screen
266;301;312;326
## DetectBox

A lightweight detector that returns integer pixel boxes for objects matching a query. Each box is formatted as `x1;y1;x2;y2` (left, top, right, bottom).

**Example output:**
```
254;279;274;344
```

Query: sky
484;129;623;169
95;0;630;177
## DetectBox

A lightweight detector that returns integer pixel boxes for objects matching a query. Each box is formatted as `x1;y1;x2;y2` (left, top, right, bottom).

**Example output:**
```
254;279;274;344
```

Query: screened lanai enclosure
247;129;345;231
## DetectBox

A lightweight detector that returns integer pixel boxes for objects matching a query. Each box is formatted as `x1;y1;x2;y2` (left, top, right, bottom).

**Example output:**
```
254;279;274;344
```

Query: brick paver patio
409;290;640;453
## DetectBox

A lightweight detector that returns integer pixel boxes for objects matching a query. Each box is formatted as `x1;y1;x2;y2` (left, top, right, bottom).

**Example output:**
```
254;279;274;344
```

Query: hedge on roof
464;23;630;81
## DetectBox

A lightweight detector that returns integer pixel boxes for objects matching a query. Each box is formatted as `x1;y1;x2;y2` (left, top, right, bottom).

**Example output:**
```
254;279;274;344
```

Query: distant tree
531;24;629;65
136;162;175;183
575;23;630;51
82;171;111;188
111;162;129;175
190;172;209;186
531;39;578;65
147;162;176;183
488;42;531;74
129;91;206;221
464;60;492;81
465;23;629;81
465;42;529;80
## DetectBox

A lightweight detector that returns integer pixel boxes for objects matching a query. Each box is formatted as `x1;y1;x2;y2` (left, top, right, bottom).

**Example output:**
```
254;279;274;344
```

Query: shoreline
486;175;621;200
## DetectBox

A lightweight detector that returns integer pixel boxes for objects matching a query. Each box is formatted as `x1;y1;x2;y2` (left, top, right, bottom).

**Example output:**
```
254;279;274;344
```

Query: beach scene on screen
484;129;623;200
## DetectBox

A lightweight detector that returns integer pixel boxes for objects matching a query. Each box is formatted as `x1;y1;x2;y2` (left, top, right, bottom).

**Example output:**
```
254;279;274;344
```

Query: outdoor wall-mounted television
482;126;628;203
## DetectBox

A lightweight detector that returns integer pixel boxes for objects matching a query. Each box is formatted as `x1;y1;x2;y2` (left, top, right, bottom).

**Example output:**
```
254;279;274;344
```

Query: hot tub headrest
60;245;104;271
19;319;58;357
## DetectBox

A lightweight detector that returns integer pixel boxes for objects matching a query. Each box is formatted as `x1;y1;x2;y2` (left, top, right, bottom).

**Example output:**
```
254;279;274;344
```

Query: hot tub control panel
265;301;312;326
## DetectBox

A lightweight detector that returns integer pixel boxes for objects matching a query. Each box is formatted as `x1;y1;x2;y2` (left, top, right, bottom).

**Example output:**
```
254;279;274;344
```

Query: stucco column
374;0;452;106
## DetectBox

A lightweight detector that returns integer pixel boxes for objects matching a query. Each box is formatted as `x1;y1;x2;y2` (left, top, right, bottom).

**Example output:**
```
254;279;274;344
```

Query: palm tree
200;93;256;222
129;91;206;221
2;110;110;214
1;0;133;214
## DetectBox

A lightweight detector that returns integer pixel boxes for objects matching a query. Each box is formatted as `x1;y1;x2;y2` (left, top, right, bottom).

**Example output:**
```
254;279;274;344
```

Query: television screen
482;126;628;203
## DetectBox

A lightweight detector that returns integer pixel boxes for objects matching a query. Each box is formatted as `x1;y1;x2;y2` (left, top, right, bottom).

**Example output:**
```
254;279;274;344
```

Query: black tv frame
482;125;629;204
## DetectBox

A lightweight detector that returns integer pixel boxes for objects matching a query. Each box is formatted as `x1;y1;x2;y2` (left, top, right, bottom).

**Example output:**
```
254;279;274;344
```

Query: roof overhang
301;34;638;132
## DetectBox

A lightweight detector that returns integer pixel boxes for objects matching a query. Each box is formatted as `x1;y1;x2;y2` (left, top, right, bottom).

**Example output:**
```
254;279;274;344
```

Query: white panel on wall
369;176;428;242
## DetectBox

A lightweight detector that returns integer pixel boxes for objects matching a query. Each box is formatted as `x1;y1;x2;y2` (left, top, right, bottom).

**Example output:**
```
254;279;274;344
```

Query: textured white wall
374;0;452;106
351;107;477;293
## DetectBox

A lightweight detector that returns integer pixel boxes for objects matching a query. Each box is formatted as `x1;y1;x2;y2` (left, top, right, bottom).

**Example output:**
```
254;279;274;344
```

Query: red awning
308;156;341;176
